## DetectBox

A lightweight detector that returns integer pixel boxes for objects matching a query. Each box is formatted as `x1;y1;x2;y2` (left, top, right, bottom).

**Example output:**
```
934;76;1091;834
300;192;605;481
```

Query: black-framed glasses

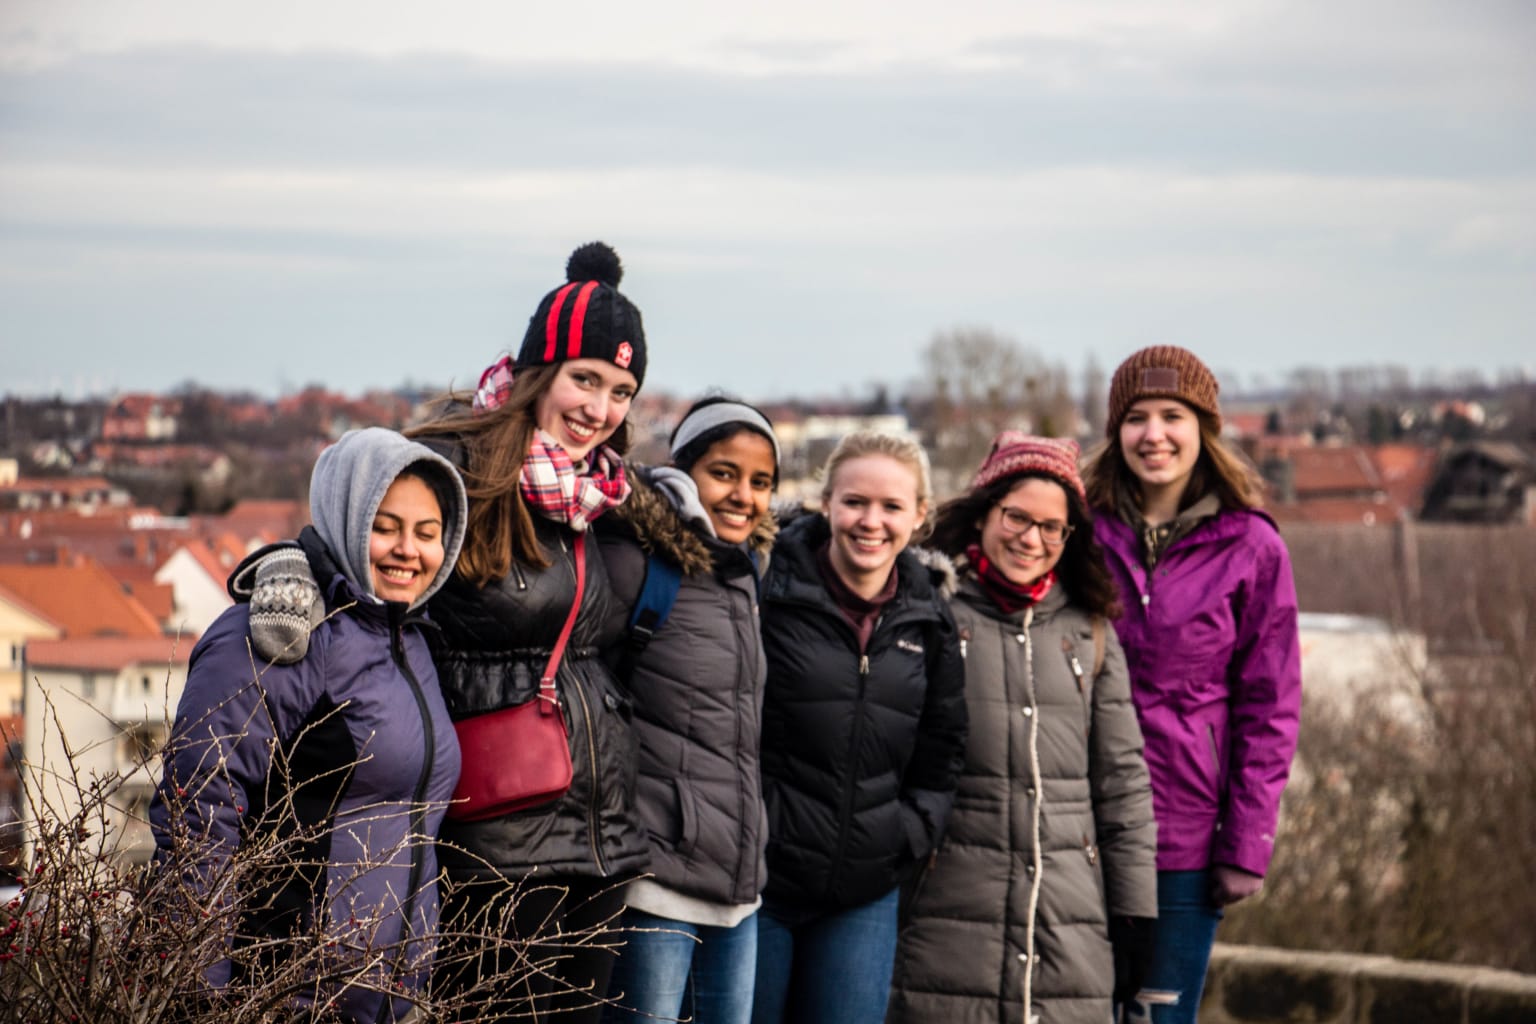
994;506;1074;546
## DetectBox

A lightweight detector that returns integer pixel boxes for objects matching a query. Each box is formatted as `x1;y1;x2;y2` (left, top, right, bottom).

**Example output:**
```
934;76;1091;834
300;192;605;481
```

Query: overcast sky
2;0;1532;401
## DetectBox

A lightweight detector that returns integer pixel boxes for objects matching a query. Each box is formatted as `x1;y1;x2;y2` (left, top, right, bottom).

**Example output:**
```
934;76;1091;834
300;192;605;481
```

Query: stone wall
1201;943;1536;1024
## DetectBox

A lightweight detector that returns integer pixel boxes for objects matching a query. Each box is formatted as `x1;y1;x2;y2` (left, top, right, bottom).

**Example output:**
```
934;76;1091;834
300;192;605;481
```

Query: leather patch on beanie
1142;367;1179;391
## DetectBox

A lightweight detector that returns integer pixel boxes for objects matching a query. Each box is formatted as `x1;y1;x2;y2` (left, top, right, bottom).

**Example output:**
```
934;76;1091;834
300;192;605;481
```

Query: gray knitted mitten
239;545;324;665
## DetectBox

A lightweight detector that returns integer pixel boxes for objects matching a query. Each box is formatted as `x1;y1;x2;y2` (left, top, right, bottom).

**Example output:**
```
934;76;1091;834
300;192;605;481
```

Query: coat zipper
554;531;611;877
569;676;609;876
730;583;753;901
1062;637;1092;736
827;649;872;895
389;614;435;1023
1019;607;1043;1021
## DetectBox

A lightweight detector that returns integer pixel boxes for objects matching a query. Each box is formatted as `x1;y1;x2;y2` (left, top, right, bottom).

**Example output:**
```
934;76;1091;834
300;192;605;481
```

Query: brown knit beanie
972;432;1085;499
1106;345;1221;438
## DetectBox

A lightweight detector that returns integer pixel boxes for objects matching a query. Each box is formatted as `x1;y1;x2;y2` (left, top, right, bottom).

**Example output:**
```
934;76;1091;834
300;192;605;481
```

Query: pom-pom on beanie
516;241;647;388
1106;345;1220;438
972;432;1085;500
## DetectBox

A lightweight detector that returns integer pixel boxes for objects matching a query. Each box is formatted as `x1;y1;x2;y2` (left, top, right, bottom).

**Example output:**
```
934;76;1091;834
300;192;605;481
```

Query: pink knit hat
971;432;1085;499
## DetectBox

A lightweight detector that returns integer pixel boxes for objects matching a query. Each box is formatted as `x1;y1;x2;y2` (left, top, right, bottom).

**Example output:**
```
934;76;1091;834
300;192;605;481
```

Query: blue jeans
1122;870;1223;1024
750;888;899;1024
603;909;757;1024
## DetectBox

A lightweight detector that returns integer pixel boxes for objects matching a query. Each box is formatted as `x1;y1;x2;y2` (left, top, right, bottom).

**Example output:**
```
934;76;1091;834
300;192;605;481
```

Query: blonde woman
751;432;967;1024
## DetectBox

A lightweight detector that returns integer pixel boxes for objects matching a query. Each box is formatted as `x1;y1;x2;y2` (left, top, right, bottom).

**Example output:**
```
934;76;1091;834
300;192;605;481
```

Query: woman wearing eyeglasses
887;433;1157;1024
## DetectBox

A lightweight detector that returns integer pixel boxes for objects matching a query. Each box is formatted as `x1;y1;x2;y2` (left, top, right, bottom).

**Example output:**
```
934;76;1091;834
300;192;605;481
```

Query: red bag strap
538;531;587;717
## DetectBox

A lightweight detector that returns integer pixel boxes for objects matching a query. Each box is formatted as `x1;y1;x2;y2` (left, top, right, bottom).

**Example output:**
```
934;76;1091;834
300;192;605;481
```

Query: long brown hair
407;363;633;586
1084;405;1265;516
930;474;1121;619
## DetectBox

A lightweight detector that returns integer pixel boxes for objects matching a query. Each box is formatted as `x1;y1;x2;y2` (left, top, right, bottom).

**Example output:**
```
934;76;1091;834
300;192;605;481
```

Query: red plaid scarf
520;431;630;531
965;542;1055;615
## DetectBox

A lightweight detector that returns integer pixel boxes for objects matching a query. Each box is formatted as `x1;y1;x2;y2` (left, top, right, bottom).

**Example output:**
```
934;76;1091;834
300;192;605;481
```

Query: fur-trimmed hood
607;464;777;577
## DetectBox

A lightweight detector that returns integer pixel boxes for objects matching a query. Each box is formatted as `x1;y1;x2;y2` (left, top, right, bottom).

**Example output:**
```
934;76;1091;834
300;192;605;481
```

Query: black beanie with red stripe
515;241;648;389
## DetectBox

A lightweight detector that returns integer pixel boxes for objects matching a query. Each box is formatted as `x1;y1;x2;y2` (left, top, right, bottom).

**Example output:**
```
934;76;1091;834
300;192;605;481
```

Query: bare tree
1223;524;1536;973
1080;354;1106;440
909;328;1077;496
2;679;635;1023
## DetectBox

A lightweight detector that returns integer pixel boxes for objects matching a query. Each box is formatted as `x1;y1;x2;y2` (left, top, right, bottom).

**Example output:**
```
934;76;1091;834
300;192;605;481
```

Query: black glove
1110;915;1157;1005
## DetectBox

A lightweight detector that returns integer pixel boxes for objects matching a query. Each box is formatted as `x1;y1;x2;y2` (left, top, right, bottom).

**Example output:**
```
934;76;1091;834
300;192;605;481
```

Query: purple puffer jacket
1096;508;1301;877
150;537;462;1023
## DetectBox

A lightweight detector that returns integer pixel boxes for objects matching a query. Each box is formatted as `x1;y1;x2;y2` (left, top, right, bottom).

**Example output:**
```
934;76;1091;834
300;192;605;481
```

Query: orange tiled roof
26;634;193;672
190;501;306;548
0;561;164;638
107;394;181;419
1223;412;1269;440
2;476;119;497
1288;446;1381;496
173;539;242;585
105;563;177;623
1271;497;1400;527
1371;443;1439;513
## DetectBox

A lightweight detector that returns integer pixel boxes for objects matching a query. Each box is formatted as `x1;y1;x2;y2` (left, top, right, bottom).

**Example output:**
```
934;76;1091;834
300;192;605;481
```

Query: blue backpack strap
626;551;684;658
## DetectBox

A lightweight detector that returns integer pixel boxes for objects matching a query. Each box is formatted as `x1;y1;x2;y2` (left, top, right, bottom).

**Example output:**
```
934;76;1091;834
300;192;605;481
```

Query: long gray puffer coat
887;577;1158;1024
596;466;775;906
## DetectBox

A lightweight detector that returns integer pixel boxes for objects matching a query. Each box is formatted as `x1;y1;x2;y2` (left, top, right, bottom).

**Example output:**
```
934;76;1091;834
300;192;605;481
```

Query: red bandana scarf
965;542;1055;615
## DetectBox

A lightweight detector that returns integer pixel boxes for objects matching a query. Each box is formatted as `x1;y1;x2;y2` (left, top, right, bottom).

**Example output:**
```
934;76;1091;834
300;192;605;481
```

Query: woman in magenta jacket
1085;345;1301;1024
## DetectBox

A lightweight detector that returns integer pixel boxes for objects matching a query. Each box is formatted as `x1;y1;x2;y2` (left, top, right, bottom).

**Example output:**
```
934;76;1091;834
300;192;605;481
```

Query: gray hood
310;427;468;610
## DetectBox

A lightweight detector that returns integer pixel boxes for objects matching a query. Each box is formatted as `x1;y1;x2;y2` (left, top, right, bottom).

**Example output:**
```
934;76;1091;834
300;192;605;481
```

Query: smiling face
1119;397;1202;503
687;430;777;544
979;477;1069;587
368;473;445;607
822;454;928;599
533;358;638;461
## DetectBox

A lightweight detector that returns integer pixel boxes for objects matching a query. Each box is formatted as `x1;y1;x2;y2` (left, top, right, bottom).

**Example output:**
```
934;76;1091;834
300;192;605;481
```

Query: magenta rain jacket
1096;508;1301;877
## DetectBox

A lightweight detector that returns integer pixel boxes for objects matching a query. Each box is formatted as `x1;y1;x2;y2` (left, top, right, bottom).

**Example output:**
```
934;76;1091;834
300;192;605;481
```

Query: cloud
2;43;1531;181
0;0;1531;399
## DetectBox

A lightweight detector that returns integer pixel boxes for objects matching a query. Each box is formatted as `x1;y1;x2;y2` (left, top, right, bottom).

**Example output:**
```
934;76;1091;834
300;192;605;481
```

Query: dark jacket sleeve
1089;627;1159;919
594;530;646;679
897;600;969;862
148;605;327;987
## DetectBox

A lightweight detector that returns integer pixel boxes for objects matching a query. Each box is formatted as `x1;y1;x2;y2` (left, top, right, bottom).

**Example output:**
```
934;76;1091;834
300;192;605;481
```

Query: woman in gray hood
151;427;468;1023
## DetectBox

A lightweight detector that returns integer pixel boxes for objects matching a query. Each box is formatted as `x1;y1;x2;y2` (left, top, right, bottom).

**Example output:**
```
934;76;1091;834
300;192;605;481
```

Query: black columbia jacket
758;512;967;913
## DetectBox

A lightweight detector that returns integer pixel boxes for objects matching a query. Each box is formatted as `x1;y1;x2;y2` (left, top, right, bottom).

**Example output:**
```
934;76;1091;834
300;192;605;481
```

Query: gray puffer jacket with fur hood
597;465;776;907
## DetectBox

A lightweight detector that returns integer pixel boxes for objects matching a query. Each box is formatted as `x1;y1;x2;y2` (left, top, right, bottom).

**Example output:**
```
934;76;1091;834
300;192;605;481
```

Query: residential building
22;635;191;864
154;535;246;636
0;561;166;717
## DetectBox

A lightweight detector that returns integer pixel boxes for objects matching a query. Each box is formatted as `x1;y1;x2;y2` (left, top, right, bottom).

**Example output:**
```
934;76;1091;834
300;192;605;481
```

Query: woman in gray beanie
596;395;781;1024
